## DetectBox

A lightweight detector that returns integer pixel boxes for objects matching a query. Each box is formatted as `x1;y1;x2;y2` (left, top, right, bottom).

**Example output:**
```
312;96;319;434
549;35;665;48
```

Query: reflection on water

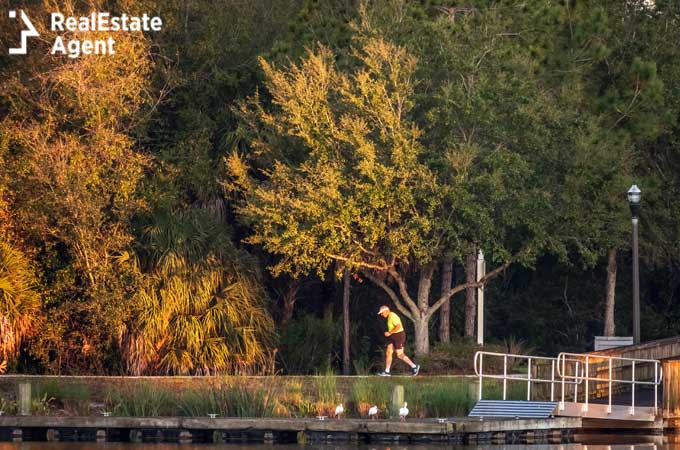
0;444;674;450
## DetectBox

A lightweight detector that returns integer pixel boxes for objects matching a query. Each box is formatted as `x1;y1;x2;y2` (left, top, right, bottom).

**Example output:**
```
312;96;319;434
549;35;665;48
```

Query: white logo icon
8;10;39;55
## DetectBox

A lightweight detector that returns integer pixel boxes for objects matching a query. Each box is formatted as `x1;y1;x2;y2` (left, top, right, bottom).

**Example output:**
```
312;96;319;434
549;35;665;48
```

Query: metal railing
556;352;663;415
473;351;583;402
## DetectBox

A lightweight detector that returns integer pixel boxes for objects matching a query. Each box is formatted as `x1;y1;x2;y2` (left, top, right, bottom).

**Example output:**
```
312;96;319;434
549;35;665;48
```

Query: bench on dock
468;400;558;419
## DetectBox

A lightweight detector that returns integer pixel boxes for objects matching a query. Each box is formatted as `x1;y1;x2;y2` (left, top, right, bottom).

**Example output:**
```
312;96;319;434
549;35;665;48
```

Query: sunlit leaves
0;237;41;364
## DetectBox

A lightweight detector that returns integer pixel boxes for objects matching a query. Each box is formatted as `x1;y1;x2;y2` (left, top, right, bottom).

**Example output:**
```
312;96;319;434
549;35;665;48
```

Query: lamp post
627;184;641;344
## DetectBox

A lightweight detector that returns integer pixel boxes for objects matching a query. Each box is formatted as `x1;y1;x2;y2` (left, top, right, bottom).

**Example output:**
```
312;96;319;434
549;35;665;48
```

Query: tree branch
426;261;511;320
387;267;418;316
326;254;388;270
361;269;414;321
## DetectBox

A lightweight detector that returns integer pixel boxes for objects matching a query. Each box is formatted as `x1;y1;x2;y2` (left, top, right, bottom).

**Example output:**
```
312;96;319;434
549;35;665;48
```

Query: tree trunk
414;262;436;355
414;317;429;356
464;251;476;337
280;279;299;326
603;248;617;337
439;256;453;343
342;268;351;375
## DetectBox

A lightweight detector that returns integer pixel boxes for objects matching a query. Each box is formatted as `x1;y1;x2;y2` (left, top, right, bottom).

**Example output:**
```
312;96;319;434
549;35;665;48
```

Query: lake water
0;444;673;450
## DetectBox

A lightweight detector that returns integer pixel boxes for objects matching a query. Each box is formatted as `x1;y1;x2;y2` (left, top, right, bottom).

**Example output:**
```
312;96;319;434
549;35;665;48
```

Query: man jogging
377;305;420;376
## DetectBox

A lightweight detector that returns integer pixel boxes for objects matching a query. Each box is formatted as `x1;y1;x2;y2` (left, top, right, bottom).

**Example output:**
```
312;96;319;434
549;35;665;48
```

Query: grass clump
348;377;392;418
177;379;277;418
106;382;175;416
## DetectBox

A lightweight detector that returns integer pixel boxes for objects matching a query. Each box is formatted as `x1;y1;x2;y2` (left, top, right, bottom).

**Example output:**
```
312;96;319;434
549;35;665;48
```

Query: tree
228;22;557;354
0;0;153;372
120;209;275;375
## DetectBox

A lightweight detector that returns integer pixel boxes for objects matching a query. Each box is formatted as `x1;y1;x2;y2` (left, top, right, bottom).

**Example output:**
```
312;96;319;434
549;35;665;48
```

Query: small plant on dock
34;380;92;416
31;392;53;415
0;397;17;415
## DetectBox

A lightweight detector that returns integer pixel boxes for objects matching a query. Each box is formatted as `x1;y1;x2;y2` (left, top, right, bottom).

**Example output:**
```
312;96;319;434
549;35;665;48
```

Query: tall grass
106;382;175;416
348;377;392;417
314;370;337;403
177;380;277;418
1;376;487;418
407;379;476;417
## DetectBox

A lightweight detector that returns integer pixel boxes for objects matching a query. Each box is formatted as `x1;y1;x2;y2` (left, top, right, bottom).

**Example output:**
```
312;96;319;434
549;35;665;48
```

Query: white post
476;250;486;346
478;353;483;400
503;354;507;400
551;359;555;402
608;358;612;414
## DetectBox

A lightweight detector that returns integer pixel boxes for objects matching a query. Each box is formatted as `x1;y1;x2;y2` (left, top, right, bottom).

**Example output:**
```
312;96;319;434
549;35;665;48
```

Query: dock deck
0;415;663;445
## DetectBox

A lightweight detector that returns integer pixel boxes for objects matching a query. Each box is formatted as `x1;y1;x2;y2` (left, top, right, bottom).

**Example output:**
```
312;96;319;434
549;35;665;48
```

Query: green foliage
419;339;505;374
279;314;340;374
2;0;680;373
0;0;153;373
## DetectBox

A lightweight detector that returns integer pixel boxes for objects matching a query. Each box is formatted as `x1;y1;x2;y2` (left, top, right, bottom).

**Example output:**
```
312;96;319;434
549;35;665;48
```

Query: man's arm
386;323;404;336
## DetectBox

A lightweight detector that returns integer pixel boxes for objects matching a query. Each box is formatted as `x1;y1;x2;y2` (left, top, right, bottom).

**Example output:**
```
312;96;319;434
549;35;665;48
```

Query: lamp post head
628;184;641;218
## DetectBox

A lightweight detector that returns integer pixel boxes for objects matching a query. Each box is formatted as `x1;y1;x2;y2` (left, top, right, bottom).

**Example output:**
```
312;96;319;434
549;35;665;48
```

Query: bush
418;338;506;374
278;314;340;374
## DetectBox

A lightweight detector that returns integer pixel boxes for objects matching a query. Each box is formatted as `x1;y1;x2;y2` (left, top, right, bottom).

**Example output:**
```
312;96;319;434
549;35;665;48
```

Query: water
0;444;671;450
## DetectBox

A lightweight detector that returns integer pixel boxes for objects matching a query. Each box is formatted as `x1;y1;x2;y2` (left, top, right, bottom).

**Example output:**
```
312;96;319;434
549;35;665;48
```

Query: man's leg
385;344;394;372
395;349;414;367
396;349;420;375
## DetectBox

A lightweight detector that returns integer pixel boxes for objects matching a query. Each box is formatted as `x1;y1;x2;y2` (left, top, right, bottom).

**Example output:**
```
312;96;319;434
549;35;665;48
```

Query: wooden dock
0;415;663;445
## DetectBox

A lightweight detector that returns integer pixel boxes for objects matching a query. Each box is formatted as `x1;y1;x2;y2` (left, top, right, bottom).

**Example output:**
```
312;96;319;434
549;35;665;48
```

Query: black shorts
388;332;406;350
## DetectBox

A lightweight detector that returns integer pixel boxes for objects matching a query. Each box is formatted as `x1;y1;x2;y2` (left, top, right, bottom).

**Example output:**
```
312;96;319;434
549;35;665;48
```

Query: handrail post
560;354;565;410
608;357;612;414
551;359;555;402
527;358;532;401
630;360;636;416
584;356;589;412
478;353;484;401
654;362;658;415
503;354;507;400
574;362;579;402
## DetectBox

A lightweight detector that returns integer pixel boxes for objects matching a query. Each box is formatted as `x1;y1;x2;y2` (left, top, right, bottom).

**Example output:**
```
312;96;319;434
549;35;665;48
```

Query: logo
8;10;39;55
6;10;163;58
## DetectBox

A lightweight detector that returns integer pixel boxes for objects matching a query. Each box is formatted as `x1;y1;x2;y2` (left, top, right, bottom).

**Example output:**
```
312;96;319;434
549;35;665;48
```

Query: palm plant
0;237;40;366
121;208;274;375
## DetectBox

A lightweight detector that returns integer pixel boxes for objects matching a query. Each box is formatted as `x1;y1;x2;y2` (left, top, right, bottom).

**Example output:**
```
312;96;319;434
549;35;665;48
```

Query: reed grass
106;382;175;416
314;370;338;403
